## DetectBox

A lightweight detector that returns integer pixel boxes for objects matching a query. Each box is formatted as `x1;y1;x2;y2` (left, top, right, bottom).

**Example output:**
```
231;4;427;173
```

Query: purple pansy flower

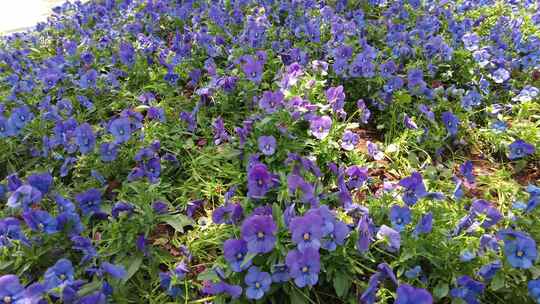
108;118;131;144
99;142;118;162
44;258;74;290
356;214;374;253
223;239;251;272
413;212;433;236
341;131;359;151
22;210;58;234
441;111;459;136
27;172;53;195
258;135;277;156
247;163;275;199
285;248;320;288
376;225;401;252
395;284;433;304
390;205;411;232
367;141;384;160
241;215;277;254
498;230;537;269
508;139;535;160
244;266;271;300
259;91;284;114
290;213;324;252
450;276;485;304
271;264;290;283
242;56;264;83
7;185;42;210
75;123;95;154
75;189;102;216
492;68;509;84
309;115;332;140
399;172;428;206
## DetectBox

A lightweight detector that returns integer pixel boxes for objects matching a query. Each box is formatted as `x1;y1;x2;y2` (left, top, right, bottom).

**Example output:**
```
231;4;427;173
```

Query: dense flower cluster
0;0;539;303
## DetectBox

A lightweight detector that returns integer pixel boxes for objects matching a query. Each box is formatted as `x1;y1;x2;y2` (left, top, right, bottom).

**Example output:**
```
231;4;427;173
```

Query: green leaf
77;280;102;297
433;282;449;299
240;252;256;268
530;266;540;279
490;272;505;291
333;272;351;298
123;255;143;282
289;288;309;304
162;214;194;233
197;269;220;282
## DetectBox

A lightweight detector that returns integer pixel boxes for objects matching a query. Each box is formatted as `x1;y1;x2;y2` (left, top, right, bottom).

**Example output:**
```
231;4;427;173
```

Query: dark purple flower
389;205;411;232
102;262;127;279
152;201;168;214
285;248;320;288
418;104;435;122
258;136;276;156
345;166;368;189
442;111;459;136
242;56;264;83
22;210;58;234
44;258;74;290
462;90;482;110
259;91;284;114
356;214;374;253
271;264;290;283
460;161;475;185
470;200;502;228
450;276;485;304
99;142;118;162
247;163;275;199
212;116;230;145
398;172;428;206
309;115;332;140
0;217;28;247
75;189;102;216
144;157;161;183
380;61;396;78
529;279;540;302
202;280;242;299
108;118;131;144
508;139;535;160
71;236;97;264
395;284;433;304
241;215;277;254
244;266;271;300
413;212;433;236
27;172;53;195
223;239;251;272
0;275;44;304
341;131;359;151
119;42;135;67
111;202;134;219
212;203;243;225
322;220;350;251
287;174;317;205
477;260;501;281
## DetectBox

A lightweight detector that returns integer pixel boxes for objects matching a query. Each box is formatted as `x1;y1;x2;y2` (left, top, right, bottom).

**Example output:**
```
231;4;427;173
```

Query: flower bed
0;0;539;303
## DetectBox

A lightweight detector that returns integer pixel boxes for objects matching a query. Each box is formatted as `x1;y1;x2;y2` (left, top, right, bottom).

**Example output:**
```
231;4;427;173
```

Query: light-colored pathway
0;0;68;34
